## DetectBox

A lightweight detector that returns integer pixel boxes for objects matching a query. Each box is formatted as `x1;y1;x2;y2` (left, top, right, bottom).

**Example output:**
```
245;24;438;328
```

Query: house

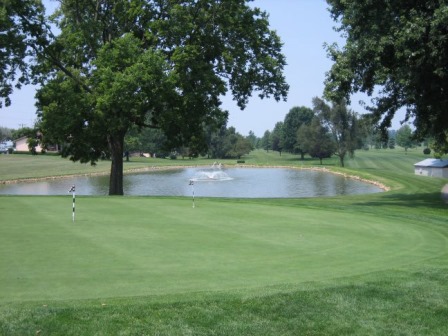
14;136;44;152
15;136;60;153
414;158;448;178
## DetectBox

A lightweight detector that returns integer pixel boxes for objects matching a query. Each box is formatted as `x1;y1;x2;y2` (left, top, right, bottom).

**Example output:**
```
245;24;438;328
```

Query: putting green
0;196;446;302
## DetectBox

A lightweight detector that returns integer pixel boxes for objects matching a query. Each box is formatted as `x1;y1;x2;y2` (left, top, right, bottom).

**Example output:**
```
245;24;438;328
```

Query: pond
0;167;383;198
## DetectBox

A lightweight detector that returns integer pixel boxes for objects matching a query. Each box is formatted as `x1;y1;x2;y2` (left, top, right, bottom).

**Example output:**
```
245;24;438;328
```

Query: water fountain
190;162;233;182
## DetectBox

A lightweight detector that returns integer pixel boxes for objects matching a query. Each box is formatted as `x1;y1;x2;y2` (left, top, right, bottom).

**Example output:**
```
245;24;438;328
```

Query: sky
224;0;345;136
0;0;404;136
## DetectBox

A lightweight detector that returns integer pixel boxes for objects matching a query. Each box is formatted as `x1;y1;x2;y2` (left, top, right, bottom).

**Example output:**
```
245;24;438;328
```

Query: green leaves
31;0;288;194
0;0;48;107
325;0;448;151
92;34;172;131
313;97;358;167
282;106;314;153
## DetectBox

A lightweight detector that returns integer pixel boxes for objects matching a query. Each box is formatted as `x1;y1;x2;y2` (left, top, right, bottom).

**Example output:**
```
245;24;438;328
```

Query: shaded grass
1;268;447;335
0;148;447;335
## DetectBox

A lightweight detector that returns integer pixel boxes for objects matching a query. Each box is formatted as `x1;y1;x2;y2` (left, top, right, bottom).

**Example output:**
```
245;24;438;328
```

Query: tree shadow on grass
356;191;447;210
288;157;338;166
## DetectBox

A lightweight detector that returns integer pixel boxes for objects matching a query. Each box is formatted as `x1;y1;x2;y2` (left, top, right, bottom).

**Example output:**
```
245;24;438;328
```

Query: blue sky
1;0;404;135
225;0;345;136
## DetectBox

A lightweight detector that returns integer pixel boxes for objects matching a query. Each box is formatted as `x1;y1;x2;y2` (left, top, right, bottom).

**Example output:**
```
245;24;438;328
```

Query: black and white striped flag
68;185;76;222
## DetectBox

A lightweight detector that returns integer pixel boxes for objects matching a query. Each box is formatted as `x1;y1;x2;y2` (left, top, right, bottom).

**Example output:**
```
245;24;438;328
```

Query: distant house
414;158;448;178
14;136;43;153
15;136;60;153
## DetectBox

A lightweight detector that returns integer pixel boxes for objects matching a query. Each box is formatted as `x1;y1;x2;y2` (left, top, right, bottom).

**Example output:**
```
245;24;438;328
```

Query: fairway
1;196;446;302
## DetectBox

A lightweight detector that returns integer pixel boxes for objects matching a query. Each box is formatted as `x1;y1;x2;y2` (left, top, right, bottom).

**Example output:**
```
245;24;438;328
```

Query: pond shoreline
0;164;391;192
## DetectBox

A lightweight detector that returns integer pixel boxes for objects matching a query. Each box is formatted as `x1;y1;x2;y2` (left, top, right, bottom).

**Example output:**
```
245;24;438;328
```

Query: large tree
261;130;271;152
325;0;448;151
395;124;415;152
281;106;314;156
270;121;284;155
0;127;13;142
297;117;335;165
246;130;259;149
222;127;252;159
312;97;358;167
3;0;289;195
206;125;251;159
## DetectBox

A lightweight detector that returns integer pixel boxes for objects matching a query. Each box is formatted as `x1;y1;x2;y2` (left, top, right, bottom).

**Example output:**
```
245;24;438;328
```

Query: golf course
1;149;447;335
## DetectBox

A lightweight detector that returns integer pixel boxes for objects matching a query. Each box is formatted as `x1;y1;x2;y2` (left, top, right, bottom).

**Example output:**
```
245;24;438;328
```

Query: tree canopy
0;0;49;108
0;127;13;142
3;0;289;195
206;125;252;159
325;0;448;151
312;97;358;167
270;121;284;155
297;117;335;164
261;130;271;152
281;106;314;156
395;124;415;152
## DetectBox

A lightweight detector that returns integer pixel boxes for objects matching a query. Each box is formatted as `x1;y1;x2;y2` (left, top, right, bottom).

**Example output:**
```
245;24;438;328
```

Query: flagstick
69;185;76;222
189;180;195;208
72;190;75;222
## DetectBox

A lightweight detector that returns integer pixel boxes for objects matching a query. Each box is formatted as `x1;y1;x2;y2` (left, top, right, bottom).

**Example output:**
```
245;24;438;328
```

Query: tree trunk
339;154;345;167
108;132;125;195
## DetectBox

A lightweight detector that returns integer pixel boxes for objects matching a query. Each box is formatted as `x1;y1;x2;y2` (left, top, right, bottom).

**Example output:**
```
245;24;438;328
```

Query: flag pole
69;185;76;222
189;180;195;208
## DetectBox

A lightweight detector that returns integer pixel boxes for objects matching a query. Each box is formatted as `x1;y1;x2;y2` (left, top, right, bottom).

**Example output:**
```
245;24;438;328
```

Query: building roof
414;158;448;168
14;136;28;142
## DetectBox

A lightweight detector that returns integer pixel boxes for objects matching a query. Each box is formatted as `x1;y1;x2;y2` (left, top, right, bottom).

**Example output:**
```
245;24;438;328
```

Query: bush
423;148;431;155
237;160;245;164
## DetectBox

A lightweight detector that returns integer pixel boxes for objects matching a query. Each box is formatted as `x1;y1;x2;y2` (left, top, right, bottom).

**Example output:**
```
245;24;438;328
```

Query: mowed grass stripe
1;196;446;302
346;150;415;172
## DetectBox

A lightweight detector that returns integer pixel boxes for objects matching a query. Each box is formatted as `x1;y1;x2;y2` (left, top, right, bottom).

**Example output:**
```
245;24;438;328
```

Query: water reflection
0;167;383;198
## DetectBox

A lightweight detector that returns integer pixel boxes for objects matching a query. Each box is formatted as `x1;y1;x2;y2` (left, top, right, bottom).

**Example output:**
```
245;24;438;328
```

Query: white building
414;158;448;178
14;136;43;152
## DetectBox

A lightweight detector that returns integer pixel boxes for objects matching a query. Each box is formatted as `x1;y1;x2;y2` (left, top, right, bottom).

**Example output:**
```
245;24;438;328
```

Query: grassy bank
0;148;447;335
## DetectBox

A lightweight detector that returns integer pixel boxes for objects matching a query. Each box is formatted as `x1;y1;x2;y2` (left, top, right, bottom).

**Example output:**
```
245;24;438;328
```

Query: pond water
0;167;383;198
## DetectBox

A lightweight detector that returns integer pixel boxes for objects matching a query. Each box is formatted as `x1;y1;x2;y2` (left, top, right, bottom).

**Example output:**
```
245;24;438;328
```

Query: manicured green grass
0;148;447;335
1;197;445;302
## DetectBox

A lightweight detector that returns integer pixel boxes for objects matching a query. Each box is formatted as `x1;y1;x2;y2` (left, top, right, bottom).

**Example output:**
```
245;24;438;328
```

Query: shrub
423;148;431;155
